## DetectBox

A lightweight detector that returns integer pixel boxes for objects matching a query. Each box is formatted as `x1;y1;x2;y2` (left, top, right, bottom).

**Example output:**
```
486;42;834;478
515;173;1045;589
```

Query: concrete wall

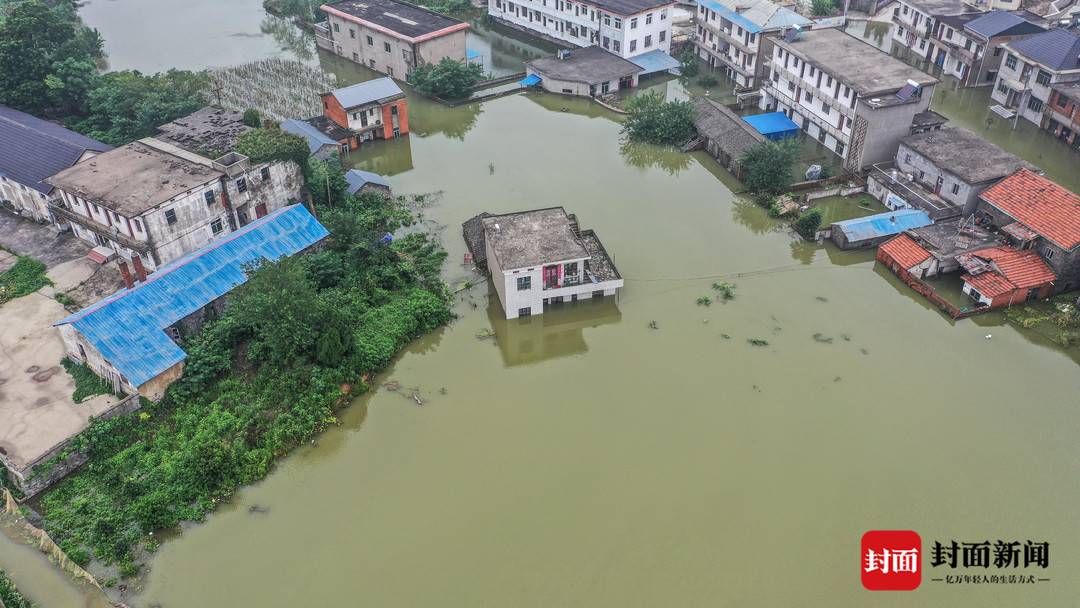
139;361;186;402
0;177;53;222
895;141;987;214
974;199;1080;293
326;12;467;78
58;323;138;395
993;51;1080;126
855;87;934;170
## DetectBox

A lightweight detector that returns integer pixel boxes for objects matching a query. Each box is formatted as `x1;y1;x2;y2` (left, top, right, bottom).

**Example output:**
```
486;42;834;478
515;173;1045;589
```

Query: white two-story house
891;0;976;65
489;0;674;59
693;0;810;90
463;207;623;319
991;28;1080;126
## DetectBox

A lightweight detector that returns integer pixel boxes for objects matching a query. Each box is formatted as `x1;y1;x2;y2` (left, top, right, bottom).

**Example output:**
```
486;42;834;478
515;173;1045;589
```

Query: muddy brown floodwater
2;3;1076;607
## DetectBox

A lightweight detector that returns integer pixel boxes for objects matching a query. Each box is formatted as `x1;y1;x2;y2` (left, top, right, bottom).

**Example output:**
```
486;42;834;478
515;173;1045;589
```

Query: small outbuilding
345;169;391;196
830;209;933;250
281;118;347;161
958;246;1056;309
742;112;800;141
524;46;643;97
692;98;765;179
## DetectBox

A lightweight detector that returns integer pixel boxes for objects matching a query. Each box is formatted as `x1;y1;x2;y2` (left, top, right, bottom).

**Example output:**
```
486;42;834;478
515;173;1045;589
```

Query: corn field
205;58;337;122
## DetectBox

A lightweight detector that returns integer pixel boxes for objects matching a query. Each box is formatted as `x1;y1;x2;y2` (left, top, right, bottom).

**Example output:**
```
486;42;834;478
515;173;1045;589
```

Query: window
349;28;356;38
133;219;142;232
204;190;215;205
1035;70;1051;86
993;47;1001;57
352;52;359;62
950;183;960;195
898;26;904;37
645;13;652;24
369;59;375;68
564;261;578;276
835;141;845;155
237;178;249;193
260;166;271;181
1043;247;1054;260
996;80;1008;95
367;35;374;45
384;41;391;52
603;35;611;49
603;14;610;25
805;92;814;104
1027;97;1043;112
614;17;621;28
821;103;830;115
1057;94;1069;109
644;34;652;48
1005;53;1017;69
517;276;531;291
630;17;637;28
164;209;177;225
629;39;636;52
333;22;339;32
613;40;621;52
211;218;224;235
660;8;666;19
659;30;665;42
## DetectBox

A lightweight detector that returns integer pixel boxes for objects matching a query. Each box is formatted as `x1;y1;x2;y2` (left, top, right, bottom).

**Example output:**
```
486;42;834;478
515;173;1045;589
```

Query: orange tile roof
879;234;931;269
961;246;1056;298
980;169;1080;250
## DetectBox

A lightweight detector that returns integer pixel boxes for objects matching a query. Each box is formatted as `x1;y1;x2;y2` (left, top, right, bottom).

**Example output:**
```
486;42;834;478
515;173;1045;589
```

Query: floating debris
720;333;731;339
384;380;401;391
702;319;709;324
476;328;497;340
711;281;736;301
752;384;762;392
248;504;270;514
410;391;424;406
772;326;782;333
696;296;712;306
833;376;842;383
841;334;852;342
648;320;659;330
747;338;769;346
439;387;448;395
812;333;834;344
860;348;870;355
815;296;829;303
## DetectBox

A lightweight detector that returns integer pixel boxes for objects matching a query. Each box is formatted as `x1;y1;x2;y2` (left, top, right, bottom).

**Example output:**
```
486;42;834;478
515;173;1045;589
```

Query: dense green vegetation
0;0;206;145
1003;294;1080;347
0;570;35;608
794;208;823;239
0;255;50;304
38;186;451;574
739;139;800;196
235;126;310;166
61;357;116;403
811;0;837;16
621;91;695;146
410;58;485;99
676;47;700;78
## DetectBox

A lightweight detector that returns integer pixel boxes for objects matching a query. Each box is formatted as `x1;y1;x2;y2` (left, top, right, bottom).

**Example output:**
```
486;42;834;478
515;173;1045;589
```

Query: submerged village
1;0;1080;604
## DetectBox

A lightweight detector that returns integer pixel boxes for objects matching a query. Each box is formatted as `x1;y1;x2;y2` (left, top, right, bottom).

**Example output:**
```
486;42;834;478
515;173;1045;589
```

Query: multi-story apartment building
0;105;111;223
488;0;674;59
693;0;810;89
991;28;1080;126
46;137;302;272
760;28;938;172
1044;82;1080;147
891;0;975;64
930;10;1044;86
319;0;469;79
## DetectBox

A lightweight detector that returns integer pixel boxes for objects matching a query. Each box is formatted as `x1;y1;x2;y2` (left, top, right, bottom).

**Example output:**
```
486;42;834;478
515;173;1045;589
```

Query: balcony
49;203;150;252
869;162;961;220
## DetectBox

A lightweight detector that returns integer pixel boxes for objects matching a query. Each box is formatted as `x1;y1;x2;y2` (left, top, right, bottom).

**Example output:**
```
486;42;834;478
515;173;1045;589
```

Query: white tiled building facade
488;0;673;58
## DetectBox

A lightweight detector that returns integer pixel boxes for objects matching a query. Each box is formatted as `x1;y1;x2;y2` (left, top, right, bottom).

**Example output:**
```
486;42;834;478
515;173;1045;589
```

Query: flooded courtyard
4;4;1079;607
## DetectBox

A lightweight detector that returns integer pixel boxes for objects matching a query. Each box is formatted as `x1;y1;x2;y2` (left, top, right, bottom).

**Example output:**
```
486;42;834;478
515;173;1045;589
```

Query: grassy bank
37;189;451;576
0;570;35;608
0;255;50;304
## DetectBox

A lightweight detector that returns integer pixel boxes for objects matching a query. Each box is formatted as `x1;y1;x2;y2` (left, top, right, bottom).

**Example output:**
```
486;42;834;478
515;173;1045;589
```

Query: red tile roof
980;169;1080;250
961;246;1056;298
879;234;931;269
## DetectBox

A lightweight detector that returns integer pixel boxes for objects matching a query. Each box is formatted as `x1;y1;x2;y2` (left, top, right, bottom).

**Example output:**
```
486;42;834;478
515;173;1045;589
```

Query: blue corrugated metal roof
833;209;932;242
467;49;481;60
345;169;390;193
520;74;542;86
0;105;112;194
56;205;329;387
629;49;681;75
280;118;339;155
330;77;405;109
697;0;810;34
743;112;799;139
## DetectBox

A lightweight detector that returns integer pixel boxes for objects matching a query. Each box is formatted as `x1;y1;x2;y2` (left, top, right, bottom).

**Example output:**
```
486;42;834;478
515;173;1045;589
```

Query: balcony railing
49;203;150;252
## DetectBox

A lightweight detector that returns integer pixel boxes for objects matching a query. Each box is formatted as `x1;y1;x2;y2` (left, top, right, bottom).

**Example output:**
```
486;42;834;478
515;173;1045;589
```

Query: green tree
739;138;800;195
410;58;484;99
73;69;207;145
794;208;823;239
676;47;700;78
811;0;836;16
621;91;695;146
242;108;262;128
0;1;77;111
235;126;309;165
45;56;98;115
305;158;350;209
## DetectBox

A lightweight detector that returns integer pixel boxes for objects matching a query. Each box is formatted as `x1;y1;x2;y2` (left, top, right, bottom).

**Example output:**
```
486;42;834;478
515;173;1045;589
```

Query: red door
543;265;559;289
255;203;268;218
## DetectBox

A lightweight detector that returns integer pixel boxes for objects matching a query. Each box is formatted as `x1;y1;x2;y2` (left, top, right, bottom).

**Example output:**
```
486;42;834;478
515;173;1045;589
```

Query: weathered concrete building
958;245;1056;308
991;28;1080;126
974;168;1080;294
930;10;1044;87
1045;82;1080;148
489;0;674;60
692;97;766;178
321;78;408;145
0;105;111;223
890;0;976;65
319;0;468;79
693;0;810;90
868;126;1034;218
524;45;643;96
345;169;391;196
760;28;938;172
54;205;328;401
463;207;623;319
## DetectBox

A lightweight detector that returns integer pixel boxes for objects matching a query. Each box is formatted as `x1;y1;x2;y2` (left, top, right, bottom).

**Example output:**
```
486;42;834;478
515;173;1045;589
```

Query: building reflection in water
485;293;622;367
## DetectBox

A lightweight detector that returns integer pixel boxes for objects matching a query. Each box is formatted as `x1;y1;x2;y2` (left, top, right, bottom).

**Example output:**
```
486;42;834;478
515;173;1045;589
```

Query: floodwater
6;4;1078;607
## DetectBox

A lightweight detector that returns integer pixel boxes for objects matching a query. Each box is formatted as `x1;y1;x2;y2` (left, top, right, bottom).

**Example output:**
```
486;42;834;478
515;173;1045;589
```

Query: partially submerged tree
410;58;484;99
794;208;823;239
739;138;800;195
620;91;695;146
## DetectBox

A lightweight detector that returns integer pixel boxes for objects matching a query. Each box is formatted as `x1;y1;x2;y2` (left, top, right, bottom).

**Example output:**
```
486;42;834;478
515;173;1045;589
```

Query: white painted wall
490;0;672;59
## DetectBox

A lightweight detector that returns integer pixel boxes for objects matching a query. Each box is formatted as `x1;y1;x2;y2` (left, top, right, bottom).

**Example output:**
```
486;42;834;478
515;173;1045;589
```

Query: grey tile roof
322;0;465;38
1008;28;1080;72
899;126;1036;184
527;46;643;85
327;77;405;109
586;0;676;16
692;98;764;160
281;119;339;155
963;10;1044;39
345;169;390;193
0;105;111;194
905;0;969;16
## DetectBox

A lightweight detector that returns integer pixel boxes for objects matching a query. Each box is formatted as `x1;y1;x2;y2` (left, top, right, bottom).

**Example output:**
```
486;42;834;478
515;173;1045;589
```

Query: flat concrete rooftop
900;126;1036;184
777;28;937;98
482;207;590;270
156;106;253;155
528;46;643;85
46;139;223;217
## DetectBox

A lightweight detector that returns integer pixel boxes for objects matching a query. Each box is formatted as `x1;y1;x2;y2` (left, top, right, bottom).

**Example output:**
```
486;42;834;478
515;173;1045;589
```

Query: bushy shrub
621;91;696;145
